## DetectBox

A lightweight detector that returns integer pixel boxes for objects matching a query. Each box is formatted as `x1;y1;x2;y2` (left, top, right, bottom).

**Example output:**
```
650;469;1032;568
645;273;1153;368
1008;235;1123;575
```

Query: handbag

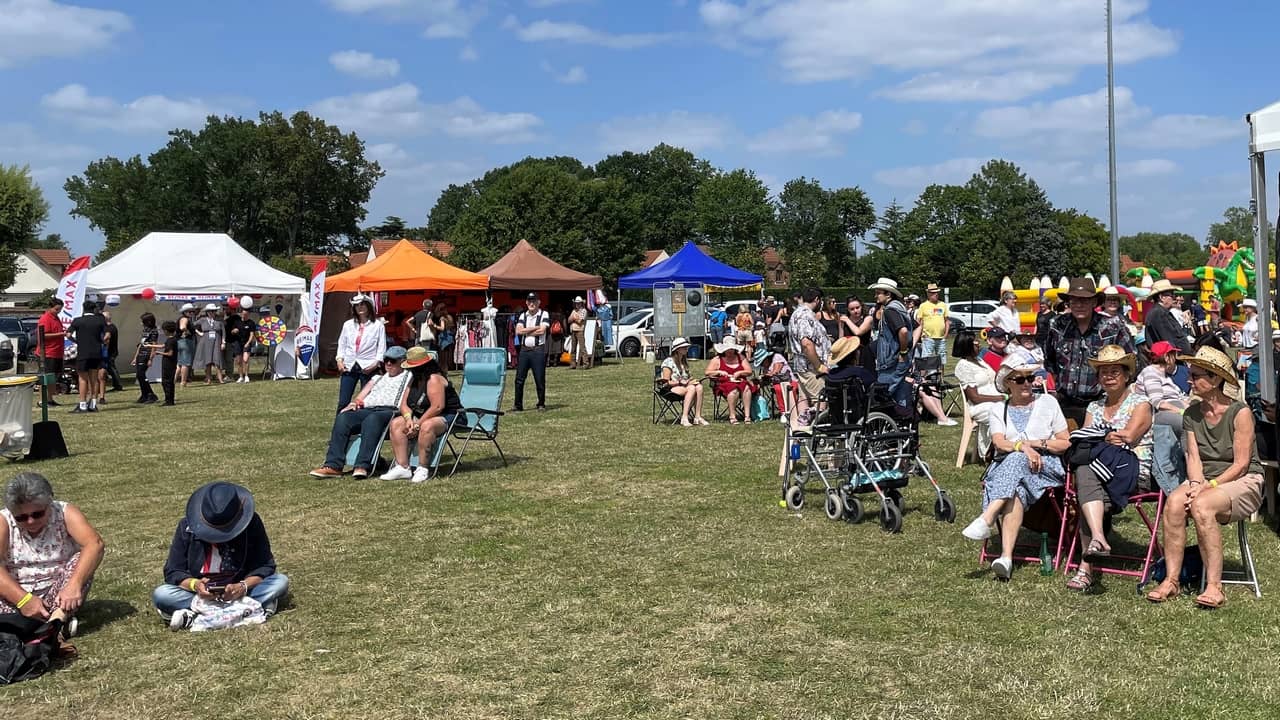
190;595;267;632
752;394;770;422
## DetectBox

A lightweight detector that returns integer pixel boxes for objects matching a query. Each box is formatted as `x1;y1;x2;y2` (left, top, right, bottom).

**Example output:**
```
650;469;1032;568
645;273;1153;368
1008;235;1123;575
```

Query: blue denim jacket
1151;423;1186;494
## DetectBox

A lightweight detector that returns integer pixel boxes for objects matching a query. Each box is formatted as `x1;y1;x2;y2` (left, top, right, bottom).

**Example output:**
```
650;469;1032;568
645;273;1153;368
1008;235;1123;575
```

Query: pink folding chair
978;467;1073;573
1062;475;1165;587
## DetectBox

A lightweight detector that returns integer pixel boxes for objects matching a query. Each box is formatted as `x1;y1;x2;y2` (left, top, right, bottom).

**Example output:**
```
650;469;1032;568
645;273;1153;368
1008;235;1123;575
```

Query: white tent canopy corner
1248;100;1280;403
87;232;305;295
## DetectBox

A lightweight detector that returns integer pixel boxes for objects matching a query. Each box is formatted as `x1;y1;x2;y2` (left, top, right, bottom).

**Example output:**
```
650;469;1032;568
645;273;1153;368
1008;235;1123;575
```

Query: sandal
729;418;739;425
1065;569;1096;592
1194;584;1228;609
1082;539;1111;563
1145;579;1181;603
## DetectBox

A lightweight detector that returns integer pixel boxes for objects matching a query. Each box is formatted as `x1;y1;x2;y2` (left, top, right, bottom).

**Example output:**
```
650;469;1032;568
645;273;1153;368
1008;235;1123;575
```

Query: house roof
352;238;453;269
32;249;71;269
762;248;782;267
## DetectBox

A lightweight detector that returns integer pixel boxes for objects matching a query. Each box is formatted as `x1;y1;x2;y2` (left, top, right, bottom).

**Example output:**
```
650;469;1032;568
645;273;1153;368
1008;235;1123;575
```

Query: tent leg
1254;152;1273;403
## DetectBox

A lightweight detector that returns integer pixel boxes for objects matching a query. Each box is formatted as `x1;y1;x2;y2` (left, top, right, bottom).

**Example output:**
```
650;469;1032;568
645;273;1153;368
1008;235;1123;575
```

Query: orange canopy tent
325;239;489;291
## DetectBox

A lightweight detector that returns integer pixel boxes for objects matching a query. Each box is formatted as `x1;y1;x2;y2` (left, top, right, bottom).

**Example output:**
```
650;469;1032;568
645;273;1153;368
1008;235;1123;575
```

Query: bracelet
1014;441;1023;452
188;578;200;592
1209;479;1219;488
15;592;33;609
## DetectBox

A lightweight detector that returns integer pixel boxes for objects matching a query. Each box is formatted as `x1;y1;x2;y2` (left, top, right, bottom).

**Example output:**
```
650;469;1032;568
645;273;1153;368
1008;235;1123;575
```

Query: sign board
652;282;705;341
670;287;686;314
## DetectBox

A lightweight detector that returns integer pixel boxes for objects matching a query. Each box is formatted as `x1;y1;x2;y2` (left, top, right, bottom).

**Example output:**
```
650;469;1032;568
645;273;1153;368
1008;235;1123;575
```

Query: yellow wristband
1209;479;1219;489
1014;441;1023;452
16;592;33;609
188;578;199;592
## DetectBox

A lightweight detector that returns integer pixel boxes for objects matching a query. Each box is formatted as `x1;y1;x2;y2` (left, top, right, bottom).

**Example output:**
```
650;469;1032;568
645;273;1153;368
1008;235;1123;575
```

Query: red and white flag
296;259;326;367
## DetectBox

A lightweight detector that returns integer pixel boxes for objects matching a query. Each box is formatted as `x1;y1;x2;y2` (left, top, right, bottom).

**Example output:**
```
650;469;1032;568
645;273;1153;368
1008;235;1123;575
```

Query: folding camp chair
652;366;684;425
441;347;508;476
978;469;1073;574
1062;476;1165;588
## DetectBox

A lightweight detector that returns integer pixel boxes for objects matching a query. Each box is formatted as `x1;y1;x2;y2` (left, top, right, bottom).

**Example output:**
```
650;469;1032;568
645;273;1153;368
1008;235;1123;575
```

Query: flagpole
1107;0;1120;281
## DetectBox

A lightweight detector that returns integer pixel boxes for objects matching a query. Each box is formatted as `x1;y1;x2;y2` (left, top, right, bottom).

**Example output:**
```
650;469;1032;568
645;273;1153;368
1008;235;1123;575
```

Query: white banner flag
296;259;326;368
56;256;91;353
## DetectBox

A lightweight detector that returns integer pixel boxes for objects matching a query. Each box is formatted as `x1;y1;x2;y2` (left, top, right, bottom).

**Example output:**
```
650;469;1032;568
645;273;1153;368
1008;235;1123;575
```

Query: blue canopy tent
618;241;762;290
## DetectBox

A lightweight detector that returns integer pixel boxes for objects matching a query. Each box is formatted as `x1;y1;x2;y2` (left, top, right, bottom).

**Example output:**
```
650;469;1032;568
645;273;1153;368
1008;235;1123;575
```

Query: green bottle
1039;532;1054;575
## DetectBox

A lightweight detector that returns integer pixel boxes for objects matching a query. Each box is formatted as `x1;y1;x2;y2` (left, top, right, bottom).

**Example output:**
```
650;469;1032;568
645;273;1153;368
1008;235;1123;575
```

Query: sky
2;0;1277;259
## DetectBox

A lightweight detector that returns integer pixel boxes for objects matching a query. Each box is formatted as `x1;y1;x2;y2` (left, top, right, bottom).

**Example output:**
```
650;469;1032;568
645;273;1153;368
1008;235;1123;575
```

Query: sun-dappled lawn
4;360;1280;719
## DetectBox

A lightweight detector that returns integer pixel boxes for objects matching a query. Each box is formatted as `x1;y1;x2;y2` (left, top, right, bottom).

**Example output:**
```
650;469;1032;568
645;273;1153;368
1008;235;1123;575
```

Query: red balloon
227;296;240;309
140;288;156;300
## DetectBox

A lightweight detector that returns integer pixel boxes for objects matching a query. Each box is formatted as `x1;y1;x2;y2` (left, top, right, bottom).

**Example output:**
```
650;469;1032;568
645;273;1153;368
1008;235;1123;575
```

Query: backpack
0;614;62;685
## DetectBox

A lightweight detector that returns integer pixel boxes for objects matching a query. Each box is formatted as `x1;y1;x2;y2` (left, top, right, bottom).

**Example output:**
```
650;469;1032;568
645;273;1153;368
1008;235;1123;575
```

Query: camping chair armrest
462;406;505;417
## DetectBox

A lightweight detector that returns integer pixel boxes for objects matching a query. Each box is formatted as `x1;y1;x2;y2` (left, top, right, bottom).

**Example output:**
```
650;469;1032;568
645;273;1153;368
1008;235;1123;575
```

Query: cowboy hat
670;337;691;353
1178;346;1238;388
925;282;941;293
867;277;903;298
186;482;255;544
202;303;219;312
350;293;372;305
1086;344;1136;373
573;296;585;303
180;302;195;313
1062;277;1101;299
714;337;743;355
1242;298;1258;309
828;336;861;365
995;360;1042;393
1148;279;1176;297
401;345;436;368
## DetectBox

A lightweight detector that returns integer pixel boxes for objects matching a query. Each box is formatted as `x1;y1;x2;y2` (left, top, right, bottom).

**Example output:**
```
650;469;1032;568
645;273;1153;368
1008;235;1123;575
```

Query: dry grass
2;361;1279;719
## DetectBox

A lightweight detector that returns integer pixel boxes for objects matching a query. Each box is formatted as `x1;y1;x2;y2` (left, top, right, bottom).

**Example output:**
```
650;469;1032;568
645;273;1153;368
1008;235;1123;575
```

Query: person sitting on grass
380;347;465;483
0;473;105;636
152;482;288;629
706;337;755;425
1066;345;1153;592
311;345;414;479
1146;347;1265;609
657;337;708;428
961;360;1071;581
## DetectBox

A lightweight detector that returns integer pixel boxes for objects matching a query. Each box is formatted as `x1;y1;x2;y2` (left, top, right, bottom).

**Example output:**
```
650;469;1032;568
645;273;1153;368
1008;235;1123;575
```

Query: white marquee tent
88;232;305;295
1249;100;1280;402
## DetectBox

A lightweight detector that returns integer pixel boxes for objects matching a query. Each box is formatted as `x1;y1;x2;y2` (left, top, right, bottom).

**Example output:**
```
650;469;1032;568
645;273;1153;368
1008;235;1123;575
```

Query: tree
1055;209;1110;275
774;177;844;287
1207;205;1274;247
1119;231;1206;271
426;184;478;239
363;215;408;242
29;233;67;250
65;155;162;261
268;254;312;280
0;164;49;290
963;160;1066;288
693;168;773;276
829;186;876;260
593;144;714;251
900;184;979;289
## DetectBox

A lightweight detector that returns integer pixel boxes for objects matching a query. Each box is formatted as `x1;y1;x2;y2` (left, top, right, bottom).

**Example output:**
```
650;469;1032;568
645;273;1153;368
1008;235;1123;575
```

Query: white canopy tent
1249;102;1280;402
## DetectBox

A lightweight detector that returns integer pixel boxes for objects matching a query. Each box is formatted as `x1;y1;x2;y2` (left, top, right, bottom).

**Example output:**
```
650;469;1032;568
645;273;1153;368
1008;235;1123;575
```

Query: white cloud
901;119;927;136
541;61;588;84
746;110;862;155
700;0;1177;101
511;18;674;49
1114;158;1178;178
873;157;987;188
0;0;131;68
309;83;542;143
596;111;734;153
326;0;483;39
1131;114;1242;150
40;84;215;133
458;45;479;62
329;50;400;78
973;87;1142;139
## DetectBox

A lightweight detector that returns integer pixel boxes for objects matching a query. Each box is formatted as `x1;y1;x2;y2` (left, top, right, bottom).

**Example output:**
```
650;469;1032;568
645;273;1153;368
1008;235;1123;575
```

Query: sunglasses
12;508;46;523
384;357;402;364
1006;375;1034;385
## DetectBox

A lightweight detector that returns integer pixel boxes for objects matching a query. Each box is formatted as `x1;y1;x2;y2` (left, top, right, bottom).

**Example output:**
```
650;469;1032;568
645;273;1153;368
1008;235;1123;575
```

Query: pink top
4;501;78;595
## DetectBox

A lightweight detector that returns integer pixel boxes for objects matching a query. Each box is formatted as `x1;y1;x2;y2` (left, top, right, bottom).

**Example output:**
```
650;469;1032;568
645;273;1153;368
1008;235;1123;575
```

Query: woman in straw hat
706;336;755;425
1147;346;1264;608
1066;345;1154;591
659;337;708;427
961;359;1072;581
380;347;464;483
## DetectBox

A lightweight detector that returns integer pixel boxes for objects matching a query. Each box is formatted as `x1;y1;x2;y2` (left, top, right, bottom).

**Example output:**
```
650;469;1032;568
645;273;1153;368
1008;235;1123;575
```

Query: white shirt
360;371;411;409
1241;315;1258;349
990;305;1020;333
517;310;549;348
989;394;1068;442
955;358;998;397
337;318;387;371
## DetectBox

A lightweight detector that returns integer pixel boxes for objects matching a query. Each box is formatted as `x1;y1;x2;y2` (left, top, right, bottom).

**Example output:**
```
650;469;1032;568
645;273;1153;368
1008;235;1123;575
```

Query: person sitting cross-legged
311;345;414;479
380;347;464;483
152;482;289;629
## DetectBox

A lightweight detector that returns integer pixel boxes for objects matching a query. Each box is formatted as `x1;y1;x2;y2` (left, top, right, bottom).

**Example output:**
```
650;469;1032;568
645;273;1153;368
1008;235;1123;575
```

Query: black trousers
161;363;176;404
106;357;123;390
515;347;547;409
135;361;157;401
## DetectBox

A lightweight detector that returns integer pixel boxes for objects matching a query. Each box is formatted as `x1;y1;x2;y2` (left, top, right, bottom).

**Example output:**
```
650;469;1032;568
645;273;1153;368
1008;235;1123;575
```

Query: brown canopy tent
480;240;602;290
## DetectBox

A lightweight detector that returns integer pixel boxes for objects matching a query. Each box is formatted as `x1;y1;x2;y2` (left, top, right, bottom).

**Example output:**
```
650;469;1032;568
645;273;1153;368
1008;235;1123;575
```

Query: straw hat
1242;298;1258;309
995;359;1042;393
828;336;861;365
1178;346;1238;388
1087;344;1136;373
402;345;436;369
867;277;902;298
1148;279;1176;297
925;282;941;293
714;337;743;355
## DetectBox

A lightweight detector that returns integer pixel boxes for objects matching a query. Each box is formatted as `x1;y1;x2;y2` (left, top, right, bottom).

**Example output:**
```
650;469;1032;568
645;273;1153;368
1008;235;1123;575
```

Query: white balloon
105;294;121;307
240;295;253;308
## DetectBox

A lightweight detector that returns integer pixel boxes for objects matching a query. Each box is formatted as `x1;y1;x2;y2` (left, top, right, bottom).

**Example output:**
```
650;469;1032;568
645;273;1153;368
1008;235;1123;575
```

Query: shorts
76;356;103;372
42;356;64;376
1221;472;1265;522
227;342;245;357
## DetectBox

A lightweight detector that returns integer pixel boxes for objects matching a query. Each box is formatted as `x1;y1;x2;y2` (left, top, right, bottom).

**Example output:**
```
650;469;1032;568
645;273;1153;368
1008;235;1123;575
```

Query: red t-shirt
37;311;65;359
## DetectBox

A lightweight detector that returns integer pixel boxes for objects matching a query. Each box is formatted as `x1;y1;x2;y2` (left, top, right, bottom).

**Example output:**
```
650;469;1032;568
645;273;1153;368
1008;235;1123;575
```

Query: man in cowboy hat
568;296;588;370
1142;279;1191;355
915;282;951;366
786;286;831;425
1044;277;1134;425
869;277;917;412
152;481;289;629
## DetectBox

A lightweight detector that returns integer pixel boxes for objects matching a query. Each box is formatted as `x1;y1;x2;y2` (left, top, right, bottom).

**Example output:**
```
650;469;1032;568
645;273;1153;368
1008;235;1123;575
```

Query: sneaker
380;464;413;481
97;397;107;405
991;556;1013;581
410;466;432;484
162;401;176;406
536;405;546;412
938;418;958;427
351;468;370;480
61;616;79;640
512;406;524;412
169;608;197;630
309;466;343;478
261;599;278;617
961;516;996;541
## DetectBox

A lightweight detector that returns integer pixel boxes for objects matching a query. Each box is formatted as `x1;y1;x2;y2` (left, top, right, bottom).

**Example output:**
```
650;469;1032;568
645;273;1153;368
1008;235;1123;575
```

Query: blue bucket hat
186;482;255;543
383;345;407;362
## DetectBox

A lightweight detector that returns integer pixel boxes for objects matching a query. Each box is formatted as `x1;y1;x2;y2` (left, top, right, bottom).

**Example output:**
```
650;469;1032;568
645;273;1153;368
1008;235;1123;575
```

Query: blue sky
2;0;1276;259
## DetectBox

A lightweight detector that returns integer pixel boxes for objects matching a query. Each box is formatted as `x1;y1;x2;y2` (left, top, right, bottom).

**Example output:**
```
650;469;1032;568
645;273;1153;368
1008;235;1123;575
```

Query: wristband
1209;479;1219;489
16;592;33;609
1014;441;1023;452
188;578;199;592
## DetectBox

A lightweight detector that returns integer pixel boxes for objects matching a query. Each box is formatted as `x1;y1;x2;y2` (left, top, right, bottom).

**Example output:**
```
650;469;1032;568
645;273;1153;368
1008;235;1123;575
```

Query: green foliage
66;111;383;262
1119;231;1207;271
268;254;313;280
0;164;50;290
964;160;1066;288
29;232;67;250
1207;205;1274;247
593;144;714;252
1055;209;1110;275
426;184;478;239
693;168;773;276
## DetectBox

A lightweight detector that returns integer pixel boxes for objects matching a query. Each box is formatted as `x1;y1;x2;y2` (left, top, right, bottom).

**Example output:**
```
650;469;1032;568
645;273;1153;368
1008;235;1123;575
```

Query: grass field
3;359;1280;719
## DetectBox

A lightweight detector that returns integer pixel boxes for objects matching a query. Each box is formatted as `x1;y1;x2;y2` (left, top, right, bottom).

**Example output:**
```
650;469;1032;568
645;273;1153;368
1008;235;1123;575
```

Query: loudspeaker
28;421;68;461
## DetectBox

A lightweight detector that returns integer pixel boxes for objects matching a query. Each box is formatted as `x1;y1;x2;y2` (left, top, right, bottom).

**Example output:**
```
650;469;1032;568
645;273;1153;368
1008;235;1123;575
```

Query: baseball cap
1149;340;1176;359
987;327;1009;340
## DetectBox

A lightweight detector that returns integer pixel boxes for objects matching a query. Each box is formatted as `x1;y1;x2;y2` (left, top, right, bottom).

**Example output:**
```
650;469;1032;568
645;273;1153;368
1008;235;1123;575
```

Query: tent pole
1253;152;1273;404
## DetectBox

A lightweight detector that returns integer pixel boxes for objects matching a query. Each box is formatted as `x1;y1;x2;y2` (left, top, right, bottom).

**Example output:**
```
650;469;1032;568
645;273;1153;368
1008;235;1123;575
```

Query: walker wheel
934;493;957;523
887;489;905;514
824;490;844;521
880;501;903;534
844;496;865;524
785;485;805;511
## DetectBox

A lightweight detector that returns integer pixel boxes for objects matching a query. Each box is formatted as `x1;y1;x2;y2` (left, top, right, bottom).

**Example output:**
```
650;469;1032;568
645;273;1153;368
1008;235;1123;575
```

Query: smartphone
205;582;227;595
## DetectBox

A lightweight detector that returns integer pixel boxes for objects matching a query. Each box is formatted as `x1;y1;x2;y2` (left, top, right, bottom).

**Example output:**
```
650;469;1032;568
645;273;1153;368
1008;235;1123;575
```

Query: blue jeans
919;337;947;362
710;326;725;344
877;359;913;411
324;407;394;471
152;573;290;615
337;365;375;411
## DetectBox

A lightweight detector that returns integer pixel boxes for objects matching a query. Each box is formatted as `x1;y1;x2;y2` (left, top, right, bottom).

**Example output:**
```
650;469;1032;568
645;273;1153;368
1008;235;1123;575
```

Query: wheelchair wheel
934;492;957;523
862;411;905;471
843;495;864;524
880;501;903;534
785;485;805;511
824;490;844;521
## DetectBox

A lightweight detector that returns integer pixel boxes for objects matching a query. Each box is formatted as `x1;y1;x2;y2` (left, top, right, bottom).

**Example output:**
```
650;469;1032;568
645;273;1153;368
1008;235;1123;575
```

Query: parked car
612;300;652;320
948;300;1000;331
613;309;653;357
0;317;30;360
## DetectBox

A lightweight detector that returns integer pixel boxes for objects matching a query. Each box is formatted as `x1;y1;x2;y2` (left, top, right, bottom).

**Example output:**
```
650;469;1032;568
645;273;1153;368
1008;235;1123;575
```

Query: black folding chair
652;366;683;424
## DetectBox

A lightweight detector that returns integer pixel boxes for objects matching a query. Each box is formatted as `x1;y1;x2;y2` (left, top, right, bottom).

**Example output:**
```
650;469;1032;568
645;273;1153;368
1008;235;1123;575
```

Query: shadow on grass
78;598;138;636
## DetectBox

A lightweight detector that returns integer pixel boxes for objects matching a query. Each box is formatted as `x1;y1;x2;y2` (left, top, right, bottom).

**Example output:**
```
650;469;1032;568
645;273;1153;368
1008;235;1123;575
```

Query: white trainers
380;464;413;481
169;608;197;630
938;418;958;427
991;556;1013;581
410;466;432;484
961;516;996;541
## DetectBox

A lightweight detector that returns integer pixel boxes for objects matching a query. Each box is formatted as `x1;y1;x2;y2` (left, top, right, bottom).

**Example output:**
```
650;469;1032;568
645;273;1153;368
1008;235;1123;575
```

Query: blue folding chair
441;347;509;476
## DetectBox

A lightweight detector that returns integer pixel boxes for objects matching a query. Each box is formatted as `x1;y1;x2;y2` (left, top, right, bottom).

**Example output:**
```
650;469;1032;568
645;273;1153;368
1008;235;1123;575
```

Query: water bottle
789;442;801;460
1039;532;1054;575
